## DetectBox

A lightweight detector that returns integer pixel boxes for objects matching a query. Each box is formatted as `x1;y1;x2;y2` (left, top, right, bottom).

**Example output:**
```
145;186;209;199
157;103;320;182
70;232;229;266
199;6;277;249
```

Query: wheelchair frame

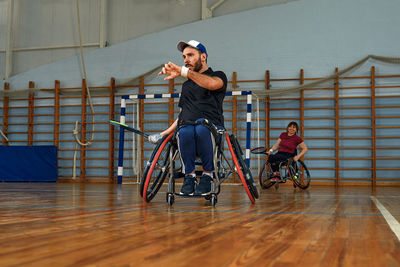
251;147;311;190
140;124;259;206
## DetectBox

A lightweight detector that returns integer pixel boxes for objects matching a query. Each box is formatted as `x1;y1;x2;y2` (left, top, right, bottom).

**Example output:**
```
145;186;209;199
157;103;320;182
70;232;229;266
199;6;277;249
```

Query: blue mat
0;146;58;182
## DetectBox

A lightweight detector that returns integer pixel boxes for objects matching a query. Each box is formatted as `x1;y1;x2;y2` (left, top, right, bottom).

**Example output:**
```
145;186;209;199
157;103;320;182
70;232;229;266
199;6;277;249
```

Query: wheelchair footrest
173;193;213;198
270;178;286;183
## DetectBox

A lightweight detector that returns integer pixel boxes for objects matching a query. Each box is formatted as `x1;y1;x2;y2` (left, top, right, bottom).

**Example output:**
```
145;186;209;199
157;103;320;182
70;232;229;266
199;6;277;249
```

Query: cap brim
177;41;188;52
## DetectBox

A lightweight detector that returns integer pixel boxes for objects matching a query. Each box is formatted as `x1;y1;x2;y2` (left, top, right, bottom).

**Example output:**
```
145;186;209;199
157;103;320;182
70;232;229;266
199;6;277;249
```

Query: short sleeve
296;135;303;145
210;71;227;91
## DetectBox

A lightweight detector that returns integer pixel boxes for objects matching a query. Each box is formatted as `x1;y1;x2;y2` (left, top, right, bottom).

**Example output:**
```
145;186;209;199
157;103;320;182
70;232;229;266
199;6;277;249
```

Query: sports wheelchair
251;147;311;190
140;120;259;206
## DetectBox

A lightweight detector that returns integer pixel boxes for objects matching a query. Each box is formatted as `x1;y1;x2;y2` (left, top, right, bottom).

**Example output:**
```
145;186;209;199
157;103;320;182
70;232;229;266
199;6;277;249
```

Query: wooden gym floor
0;182;399;267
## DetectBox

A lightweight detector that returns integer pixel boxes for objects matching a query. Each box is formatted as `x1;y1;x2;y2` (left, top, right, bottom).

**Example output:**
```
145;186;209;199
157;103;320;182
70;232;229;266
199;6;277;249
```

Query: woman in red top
267;121;308;181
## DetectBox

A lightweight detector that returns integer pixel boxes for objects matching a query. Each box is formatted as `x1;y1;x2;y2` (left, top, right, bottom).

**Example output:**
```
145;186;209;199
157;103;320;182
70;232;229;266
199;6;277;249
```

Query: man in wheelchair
267;121;308;181
149;40;227;196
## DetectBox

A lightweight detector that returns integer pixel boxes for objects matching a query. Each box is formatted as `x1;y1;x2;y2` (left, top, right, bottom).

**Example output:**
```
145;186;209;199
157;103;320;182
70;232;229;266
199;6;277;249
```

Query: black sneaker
195;174;213;195
180;175;196;195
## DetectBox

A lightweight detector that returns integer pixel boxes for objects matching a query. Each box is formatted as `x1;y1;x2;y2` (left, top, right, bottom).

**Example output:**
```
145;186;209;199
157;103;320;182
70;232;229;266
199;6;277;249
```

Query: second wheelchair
251;147;311;190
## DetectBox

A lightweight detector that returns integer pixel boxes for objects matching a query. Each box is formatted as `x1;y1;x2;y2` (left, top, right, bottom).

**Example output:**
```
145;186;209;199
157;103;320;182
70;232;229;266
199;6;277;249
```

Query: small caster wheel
274;183;279;190
211;194;217;206
167;193;174;206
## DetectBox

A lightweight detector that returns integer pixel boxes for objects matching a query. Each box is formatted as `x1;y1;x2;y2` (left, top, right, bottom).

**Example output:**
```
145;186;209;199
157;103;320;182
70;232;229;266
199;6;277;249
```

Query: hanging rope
73;0;95;146
0;129;9;143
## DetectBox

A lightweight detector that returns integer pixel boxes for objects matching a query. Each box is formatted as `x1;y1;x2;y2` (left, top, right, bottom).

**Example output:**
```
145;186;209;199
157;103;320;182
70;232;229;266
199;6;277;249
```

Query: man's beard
187;58;203;72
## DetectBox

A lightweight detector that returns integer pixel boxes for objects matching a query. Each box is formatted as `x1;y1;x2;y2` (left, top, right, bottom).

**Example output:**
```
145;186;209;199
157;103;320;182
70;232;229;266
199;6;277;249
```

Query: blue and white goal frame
116;91;252;184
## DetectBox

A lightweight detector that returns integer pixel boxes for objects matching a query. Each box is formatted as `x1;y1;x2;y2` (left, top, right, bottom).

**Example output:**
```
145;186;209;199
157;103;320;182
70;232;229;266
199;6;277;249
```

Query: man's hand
148;133;163;144
158;62;182;80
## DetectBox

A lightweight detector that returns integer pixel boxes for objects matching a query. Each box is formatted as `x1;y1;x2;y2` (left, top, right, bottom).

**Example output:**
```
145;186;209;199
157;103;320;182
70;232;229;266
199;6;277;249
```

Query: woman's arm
294;142;308;161
267;138;281;154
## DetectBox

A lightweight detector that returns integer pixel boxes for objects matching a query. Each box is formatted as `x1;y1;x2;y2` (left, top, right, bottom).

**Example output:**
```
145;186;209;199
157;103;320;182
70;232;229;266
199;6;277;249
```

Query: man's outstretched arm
158;61;223;90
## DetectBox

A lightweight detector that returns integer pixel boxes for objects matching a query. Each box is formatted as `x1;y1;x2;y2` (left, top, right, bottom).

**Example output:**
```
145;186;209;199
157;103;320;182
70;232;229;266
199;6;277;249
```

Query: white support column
5;0;14;79
99;0;107;48
201;0;210;20
202;0;226;20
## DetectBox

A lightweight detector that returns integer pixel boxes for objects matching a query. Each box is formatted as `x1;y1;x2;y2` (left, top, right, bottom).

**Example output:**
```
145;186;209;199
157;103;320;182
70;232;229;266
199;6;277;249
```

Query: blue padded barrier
0;146;58;182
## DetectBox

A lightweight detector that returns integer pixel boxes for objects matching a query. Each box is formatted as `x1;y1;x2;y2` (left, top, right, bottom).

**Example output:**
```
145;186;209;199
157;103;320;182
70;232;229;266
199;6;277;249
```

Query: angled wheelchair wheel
140;133;174;202
289;159;311;189
226;133;259;203
259;162;275;189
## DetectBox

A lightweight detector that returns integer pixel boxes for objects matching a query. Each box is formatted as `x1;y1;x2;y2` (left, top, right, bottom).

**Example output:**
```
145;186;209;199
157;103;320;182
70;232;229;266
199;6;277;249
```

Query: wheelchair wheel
259;162;275;189
289;159;311;189
226;133;259;203
140;133;174;202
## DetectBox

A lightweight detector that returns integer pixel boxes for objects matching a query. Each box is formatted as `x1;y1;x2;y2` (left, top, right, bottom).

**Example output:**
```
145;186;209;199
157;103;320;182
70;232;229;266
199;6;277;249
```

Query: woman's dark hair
286;121;299;133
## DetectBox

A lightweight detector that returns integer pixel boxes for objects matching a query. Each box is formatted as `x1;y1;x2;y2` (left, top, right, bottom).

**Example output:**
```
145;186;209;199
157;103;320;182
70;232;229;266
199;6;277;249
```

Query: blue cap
177;40;208;57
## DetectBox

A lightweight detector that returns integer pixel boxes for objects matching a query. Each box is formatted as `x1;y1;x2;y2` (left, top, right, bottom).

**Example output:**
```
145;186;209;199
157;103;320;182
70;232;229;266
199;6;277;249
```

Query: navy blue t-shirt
178;67;227;127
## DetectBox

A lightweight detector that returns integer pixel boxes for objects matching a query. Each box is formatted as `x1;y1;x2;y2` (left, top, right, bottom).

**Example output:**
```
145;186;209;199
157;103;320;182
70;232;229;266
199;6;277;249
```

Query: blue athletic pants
177;118;222;174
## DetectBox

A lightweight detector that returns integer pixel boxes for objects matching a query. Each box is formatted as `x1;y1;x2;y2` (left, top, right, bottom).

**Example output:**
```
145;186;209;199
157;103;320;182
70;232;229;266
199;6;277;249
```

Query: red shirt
278;132;303;154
